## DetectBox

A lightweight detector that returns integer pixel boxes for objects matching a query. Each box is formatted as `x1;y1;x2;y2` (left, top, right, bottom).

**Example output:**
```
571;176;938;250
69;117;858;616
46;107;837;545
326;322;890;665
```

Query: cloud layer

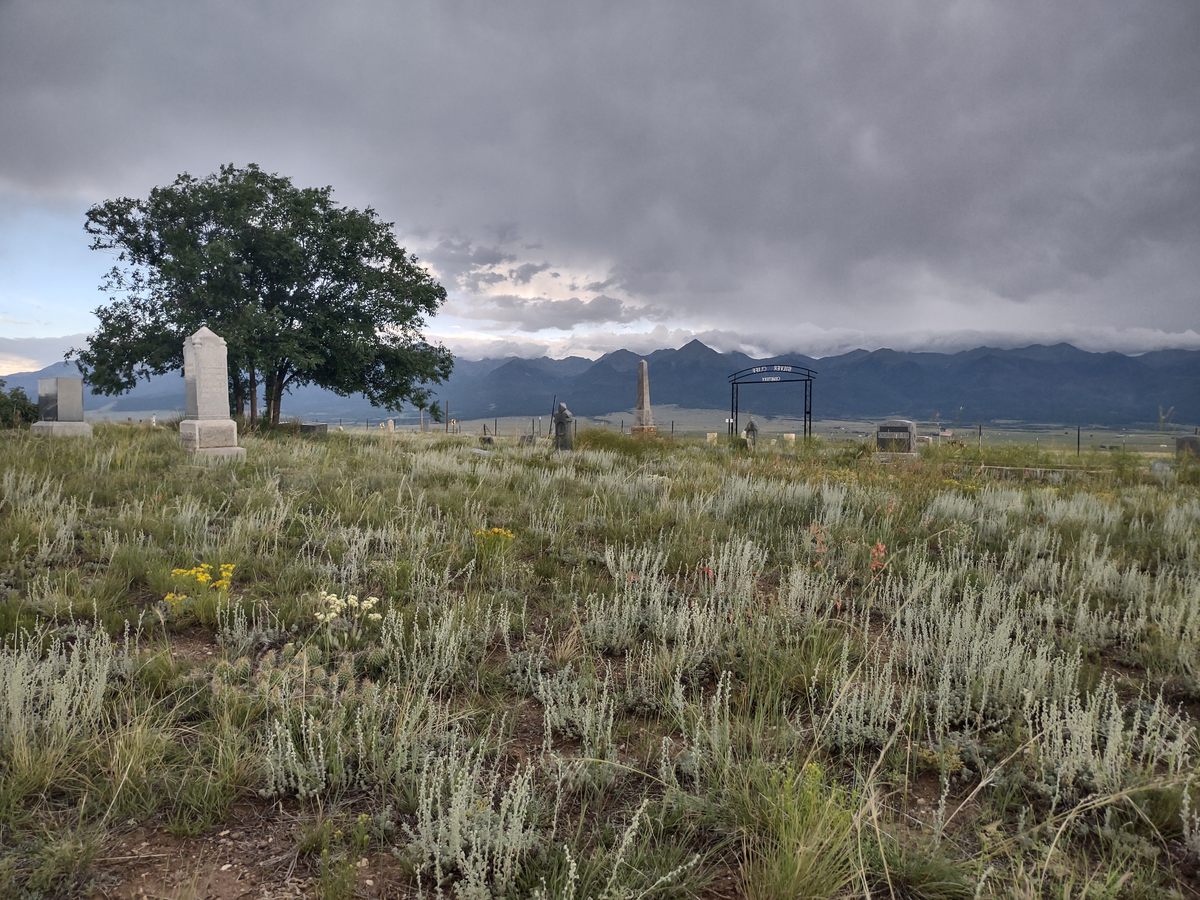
1;1;1197;356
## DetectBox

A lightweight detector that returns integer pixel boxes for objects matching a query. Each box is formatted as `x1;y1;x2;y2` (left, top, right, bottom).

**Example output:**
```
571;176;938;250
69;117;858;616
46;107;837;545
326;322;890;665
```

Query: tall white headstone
179;327;245;461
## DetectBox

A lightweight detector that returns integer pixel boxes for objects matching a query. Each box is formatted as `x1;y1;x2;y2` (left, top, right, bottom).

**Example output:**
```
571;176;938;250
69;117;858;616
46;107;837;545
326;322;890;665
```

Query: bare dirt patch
90;803;309;899
89;800;421;900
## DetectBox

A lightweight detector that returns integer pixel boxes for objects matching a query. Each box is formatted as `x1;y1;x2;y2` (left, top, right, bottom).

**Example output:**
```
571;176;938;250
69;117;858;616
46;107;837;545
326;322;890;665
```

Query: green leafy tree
0;379;39;428
73;163;452;425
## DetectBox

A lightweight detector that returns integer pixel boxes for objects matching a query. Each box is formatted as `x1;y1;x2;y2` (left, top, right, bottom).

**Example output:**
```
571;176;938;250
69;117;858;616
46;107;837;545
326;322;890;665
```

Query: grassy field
2;425;1199;898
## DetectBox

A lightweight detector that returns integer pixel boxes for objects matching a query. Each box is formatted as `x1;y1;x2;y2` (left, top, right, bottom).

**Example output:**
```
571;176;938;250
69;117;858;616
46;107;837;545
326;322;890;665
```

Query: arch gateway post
727;364;817;441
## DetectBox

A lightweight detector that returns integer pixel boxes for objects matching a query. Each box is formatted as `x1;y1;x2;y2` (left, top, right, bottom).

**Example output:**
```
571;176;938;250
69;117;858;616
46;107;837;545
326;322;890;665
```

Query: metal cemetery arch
728;364;817;440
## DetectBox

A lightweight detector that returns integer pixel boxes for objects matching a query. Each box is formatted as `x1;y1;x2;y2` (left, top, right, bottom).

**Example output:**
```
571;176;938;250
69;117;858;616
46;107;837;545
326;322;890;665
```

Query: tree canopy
0;379;38;429
73;163;453;424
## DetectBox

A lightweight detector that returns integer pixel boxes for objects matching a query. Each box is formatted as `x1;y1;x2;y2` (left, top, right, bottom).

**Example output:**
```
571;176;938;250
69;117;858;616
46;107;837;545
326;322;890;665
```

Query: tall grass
0;423;1197;894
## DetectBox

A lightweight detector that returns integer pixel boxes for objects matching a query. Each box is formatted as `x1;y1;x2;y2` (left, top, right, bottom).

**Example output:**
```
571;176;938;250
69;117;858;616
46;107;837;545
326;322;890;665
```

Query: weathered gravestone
631;360;657;437
31;377;92;437
179;327;245;461
1150;459;1175;484
876;419;917;454
552;402;574;451
1177;436;1200;460
300;423;328;435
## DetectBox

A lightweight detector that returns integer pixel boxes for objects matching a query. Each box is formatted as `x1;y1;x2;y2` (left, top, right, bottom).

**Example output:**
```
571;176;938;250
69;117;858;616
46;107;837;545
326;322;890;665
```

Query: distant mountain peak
593;348;643;371
676;338;720;357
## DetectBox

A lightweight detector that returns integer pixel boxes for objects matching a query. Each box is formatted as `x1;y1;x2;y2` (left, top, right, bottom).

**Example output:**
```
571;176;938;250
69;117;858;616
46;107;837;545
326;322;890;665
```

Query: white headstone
180;326;244;461
184;327;232;420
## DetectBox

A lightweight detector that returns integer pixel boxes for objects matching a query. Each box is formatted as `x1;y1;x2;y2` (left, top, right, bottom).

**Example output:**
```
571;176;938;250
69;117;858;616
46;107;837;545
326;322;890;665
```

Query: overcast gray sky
1;0;1197;371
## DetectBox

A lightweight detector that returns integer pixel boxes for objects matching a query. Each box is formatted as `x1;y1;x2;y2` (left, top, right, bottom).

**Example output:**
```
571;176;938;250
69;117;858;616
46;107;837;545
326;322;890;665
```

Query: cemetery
3;394;1200;895
3;3;1198;893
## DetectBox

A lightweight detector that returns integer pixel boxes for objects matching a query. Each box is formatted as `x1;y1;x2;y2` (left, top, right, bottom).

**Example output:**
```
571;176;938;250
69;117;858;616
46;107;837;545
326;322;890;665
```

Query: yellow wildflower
163;591;188;610
473;526;515;540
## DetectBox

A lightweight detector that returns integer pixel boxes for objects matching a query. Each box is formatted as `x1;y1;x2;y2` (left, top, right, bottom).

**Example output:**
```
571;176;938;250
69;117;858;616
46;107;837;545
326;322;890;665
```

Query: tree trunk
271;372;286;426
249;364;258;428
263;372;276;426
231;371;245;418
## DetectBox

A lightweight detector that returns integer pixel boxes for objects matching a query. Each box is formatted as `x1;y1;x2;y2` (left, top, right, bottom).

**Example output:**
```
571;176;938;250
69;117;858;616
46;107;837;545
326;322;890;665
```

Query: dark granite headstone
32;377;91;437
552;402;574;451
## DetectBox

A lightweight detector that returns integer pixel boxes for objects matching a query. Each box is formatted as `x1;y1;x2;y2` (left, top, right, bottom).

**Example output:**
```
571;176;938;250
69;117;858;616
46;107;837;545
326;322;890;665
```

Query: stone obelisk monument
179;326;245;462
631;359;657;437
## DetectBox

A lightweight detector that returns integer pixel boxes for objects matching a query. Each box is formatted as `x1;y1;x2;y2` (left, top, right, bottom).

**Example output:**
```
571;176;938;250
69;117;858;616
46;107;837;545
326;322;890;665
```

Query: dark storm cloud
508;262;551;285
1;0;1197;351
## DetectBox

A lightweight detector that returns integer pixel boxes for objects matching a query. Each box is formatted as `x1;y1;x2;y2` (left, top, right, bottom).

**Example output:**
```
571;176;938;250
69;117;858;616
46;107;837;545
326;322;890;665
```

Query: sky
1;1;1198;374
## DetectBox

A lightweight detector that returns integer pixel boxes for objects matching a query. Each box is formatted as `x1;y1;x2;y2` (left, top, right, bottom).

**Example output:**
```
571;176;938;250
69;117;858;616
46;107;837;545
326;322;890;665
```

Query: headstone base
31;421;93;438
630;425;658;437
180;419;241;457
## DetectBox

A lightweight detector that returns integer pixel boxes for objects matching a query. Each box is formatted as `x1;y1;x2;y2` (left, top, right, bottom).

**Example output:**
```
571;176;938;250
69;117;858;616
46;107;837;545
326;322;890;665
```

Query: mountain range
4;340;1198;427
